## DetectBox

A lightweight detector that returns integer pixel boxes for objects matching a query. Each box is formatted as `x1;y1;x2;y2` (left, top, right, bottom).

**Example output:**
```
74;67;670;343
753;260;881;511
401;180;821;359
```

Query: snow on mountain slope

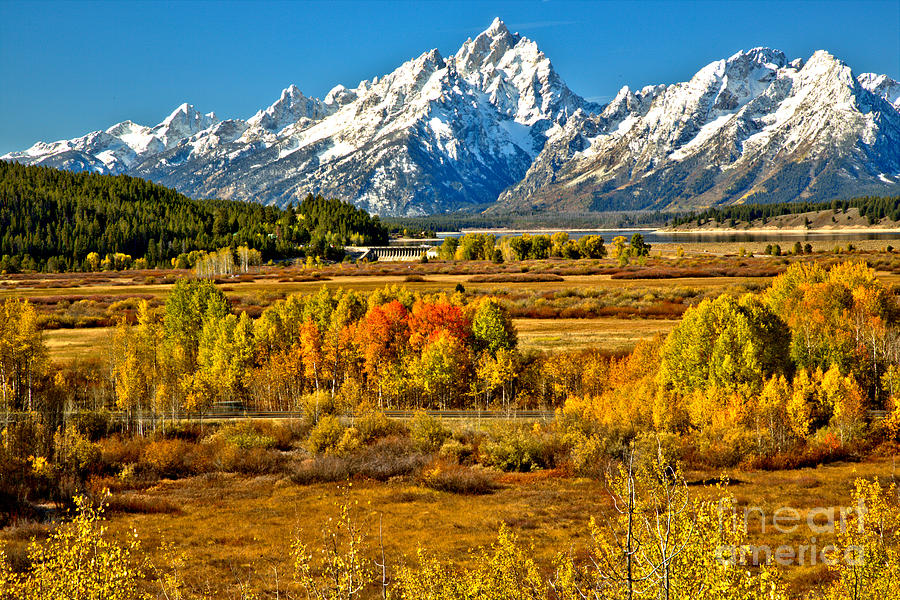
120;20;594;215
3;20;899;215
129;38;566;215
859;73;900;109
495;48;900;212
246;84;334;133
4;103;218;174
452;18;598;129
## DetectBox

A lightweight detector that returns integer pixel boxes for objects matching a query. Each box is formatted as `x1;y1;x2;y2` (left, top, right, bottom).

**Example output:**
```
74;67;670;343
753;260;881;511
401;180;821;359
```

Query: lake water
410;229;900;245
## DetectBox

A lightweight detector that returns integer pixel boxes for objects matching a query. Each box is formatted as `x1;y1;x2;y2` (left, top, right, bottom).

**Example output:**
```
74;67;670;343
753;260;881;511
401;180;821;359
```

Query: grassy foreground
8;456;879;597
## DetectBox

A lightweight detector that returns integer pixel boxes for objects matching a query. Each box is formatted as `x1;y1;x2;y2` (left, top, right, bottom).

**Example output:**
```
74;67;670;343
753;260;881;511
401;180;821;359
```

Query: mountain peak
248;85;331;132
728;47;786;68
486;17;510;37
163;102;193;123
805;49;842;71
159;103;216;128
799;50;856;87
454;19;521;74
859;73;900;108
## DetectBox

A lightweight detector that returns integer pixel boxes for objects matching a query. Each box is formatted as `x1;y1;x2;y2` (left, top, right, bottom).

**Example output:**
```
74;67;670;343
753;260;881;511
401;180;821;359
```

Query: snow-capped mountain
495;48;900;212
4;19;899;215
4;19;591;215
8;103;219;175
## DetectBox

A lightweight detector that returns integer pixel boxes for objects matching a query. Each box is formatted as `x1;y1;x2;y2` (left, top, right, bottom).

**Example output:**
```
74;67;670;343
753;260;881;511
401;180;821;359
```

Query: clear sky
1;0;898;155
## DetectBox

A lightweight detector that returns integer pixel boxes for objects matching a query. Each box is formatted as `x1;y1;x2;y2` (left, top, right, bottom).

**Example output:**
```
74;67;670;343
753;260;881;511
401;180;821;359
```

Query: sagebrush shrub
307;415;345;454
141;438;192;478
409;411;450;452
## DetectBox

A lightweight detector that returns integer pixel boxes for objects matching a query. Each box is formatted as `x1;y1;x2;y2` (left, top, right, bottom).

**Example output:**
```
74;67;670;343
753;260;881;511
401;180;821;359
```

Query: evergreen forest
0;162;389;273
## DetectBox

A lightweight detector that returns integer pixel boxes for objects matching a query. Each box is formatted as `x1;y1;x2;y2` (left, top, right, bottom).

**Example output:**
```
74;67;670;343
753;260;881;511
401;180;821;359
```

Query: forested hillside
0;162;388;272
672;195;900;227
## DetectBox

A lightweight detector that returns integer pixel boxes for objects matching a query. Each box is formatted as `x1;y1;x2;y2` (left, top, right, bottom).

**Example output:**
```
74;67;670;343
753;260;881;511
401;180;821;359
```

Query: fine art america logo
716;497;868;567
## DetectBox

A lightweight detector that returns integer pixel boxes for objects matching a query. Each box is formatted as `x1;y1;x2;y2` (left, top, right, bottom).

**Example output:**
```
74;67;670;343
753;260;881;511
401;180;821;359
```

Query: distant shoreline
444;227;657;235
430;225;900;236
660;226;900;234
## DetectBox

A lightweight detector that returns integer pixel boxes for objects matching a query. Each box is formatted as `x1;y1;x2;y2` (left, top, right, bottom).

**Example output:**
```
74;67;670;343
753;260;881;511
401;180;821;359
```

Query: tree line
437;232;650;262
4;259;899;451
672;195;900;227
93;282;519;432
0;162;388;273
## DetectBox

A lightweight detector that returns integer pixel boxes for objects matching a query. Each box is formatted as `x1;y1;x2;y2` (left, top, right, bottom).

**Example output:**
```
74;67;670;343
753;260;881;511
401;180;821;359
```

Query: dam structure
347;245;439;262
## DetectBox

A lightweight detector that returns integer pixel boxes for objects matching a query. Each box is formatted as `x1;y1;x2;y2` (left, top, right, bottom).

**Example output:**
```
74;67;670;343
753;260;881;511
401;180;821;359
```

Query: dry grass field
651;238;898;256
1;271;773;301
35;456;884;597
43;327;115;363
513;317;678;352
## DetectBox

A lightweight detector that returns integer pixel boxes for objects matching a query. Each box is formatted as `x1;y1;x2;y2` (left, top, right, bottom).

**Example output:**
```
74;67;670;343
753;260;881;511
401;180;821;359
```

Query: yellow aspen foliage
610;235;629;258
881;365;900;439
411;331;469;409
823;478;900;600
0;298;46;411
291;487;374;600
112;301;162;431
476;347;518;410
767;261;892;393
393;525;544;600
299;319;326;392
393;549;471;600
580;351;611;397
85;251;101;271
788;368;820;438
555;455;788;600
561;337;663;436
755;374;793;452
821;365;867;443
539;356;581;405
182;370;216;416
0;495;148;600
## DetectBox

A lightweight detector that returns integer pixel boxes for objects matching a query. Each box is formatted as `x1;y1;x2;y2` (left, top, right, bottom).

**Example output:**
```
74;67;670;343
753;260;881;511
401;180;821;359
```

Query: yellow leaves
787;369;818;438
883;367;900;439
821;365;867;443
476;346;519;406
182;370;217;414
27;454;54;479
85;251;101;271
767;261;893;393
394;525;543;600
610;235;629;259
824;477;900;600
291;486;373;600
411;330;469;403
0;298;46;411
559;455;791;600
0;494;149;600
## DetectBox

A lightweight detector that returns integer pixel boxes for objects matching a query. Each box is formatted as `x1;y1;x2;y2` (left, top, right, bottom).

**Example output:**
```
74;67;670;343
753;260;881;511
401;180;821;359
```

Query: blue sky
1;0;898;155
